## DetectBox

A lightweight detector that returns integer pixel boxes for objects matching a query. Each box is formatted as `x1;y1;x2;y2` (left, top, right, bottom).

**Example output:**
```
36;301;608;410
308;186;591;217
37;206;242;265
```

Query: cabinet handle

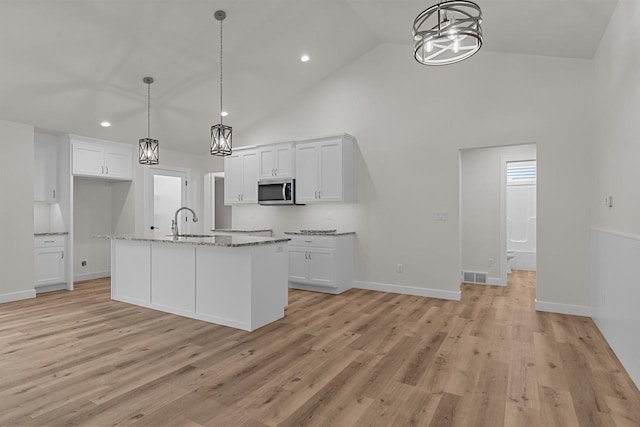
314;191;317;199
308;252;311;260
305;251;309;259
274;168;278;176
52;190;56;199
61;250;64;259
317;190;321;199
44;240;55;243
105;165;109;175
101;165;104;174
238;194;240;201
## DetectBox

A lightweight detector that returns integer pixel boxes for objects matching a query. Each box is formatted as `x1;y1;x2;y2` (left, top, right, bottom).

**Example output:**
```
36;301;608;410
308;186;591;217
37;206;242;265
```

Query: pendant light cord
219;18;224;125
147;82;151;139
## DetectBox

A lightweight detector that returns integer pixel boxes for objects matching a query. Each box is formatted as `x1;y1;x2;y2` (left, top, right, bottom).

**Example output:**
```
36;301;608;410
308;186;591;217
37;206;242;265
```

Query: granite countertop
211;229;273;233
284;231;356;236
97;234;289;247
34;232;69;236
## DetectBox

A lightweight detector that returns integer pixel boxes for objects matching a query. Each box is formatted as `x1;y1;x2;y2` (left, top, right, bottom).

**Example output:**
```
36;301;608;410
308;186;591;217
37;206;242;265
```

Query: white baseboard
535;299;591;317
74;271;110;282
0;289;36;304
486;276;507;286
353;280;461;301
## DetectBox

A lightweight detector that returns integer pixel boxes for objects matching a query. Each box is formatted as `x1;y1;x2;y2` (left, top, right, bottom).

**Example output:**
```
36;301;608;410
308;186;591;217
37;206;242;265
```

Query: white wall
460;144;536;282
591;0;640;388
0;119;35;302
235;44;594;307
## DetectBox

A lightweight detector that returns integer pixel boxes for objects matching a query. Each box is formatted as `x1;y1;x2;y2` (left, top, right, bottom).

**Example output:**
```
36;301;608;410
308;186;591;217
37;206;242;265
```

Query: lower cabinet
34;236;67;290
287;234;354;294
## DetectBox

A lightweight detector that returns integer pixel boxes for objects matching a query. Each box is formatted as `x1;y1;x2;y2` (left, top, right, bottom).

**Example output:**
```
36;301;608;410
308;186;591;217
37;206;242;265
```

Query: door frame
144;165;191;234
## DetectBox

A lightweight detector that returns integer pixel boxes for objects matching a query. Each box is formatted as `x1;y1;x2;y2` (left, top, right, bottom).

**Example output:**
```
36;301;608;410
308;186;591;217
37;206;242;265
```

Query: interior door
146;167;188;235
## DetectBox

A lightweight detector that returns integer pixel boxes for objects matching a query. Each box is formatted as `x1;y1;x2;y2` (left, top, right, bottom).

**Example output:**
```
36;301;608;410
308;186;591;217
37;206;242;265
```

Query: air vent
462;271;487;284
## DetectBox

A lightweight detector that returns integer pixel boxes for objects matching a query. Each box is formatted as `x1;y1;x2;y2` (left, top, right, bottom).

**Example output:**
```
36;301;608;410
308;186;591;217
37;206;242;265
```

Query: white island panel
196;246;252;330
152;244;196;315
250;244;289;328
112;240;150;304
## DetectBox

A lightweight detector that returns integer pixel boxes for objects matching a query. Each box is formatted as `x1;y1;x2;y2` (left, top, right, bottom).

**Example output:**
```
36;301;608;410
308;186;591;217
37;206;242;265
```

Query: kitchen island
104;234;290;331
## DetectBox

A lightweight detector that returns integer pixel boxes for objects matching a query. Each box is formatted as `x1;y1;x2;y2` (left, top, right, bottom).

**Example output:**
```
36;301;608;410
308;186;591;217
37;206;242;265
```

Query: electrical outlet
397;264;403;273
81;261;87;267
604;196;613;208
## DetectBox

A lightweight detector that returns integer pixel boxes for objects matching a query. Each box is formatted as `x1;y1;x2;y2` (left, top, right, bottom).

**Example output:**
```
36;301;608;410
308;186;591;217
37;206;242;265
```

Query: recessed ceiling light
100;121;111;128
220;111;228;117
300;54;310;63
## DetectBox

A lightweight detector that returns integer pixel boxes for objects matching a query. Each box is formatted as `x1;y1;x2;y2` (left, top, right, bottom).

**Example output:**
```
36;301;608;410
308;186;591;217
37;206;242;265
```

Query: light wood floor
1;271;638;427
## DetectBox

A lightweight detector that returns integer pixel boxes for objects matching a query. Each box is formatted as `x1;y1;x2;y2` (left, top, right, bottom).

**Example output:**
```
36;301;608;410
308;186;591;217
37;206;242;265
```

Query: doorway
460;144;537;288
144;166;190;235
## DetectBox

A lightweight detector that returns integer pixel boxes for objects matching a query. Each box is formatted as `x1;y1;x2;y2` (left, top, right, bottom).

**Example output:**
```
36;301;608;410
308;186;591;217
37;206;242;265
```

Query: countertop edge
96;235;290;247
284;231;356;236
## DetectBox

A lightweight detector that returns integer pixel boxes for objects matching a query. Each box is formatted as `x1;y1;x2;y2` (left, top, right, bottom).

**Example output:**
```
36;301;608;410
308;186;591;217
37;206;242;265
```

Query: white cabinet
295;134;354;204
287;234;354;294
72;137;132;180
224;148;258;205
34;236;66;288
34;139;58;203
258;142;294;178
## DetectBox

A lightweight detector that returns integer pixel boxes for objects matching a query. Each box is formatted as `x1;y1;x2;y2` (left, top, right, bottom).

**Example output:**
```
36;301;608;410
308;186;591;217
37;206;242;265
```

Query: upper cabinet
224;148;258;205
257;142;294;179
34;137;58;203
295;134;354;204
71;136;133;180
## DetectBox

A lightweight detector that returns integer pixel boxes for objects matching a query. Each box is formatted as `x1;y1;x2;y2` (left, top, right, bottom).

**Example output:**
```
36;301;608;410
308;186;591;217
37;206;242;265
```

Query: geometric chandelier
413;1;483;66
139;76;159;165
210;10;232;156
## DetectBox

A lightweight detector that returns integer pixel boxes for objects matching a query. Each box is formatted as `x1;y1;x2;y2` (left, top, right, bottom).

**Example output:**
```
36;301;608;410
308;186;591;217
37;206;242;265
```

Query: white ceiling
0;0;618;154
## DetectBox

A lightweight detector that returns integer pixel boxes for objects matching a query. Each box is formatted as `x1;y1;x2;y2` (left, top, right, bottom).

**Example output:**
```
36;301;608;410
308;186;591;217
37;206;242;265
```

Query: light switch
434;211;449;221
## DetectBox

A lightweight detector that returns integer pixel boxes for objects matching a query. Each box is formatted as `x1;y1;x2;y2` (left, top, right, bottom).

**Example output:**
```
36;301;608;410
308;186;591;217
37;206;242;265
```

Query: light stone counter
99;234;288;247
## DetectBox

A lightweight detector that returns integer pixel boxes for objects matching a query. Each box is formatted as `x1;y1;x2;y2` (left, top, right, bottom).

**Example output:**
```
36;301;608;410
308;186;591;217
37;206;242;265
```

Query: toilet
507;251;516;274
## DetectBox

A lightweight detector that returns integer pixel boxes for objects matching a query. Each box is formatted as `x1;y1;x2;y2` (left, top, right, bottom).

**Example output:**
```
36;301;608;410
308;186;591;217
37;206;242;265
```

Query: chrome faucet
172;207;198;238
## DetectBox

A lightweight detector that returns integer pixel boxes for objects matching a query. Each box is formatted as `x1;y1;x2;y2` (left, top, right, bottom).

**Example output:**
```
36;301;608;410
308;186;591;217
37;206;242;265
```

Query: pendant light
139;76;159;165
413;1;483;66
210;10;232;156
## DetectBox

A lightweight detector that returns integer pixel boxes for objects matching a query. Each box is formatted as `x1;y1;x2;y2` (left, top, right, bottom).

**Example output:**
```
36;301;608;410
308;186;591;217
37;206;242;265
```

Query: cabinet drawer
287;235;335;248
34;236;65;248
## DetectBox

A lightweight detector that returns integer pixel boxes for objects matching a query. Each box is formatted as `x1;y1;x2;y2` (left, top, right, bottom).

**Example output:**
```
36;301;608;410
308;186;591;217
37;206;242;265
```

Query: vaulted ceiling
0;0;618;154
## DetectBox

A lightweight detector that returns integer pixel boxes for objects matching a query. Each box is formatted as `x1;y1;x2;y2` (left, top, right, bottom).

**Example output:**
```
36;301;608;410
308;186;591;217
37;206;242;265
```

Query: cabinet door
104;144;132;180
72;142;104;177
241;151;259;203
295;143;318;203
258;147;275;179
274;143;293;177
34;141;58;202
34;247;65;286
318;140;343;201
308;248;335;288
224;154;243;205
288;246;309;283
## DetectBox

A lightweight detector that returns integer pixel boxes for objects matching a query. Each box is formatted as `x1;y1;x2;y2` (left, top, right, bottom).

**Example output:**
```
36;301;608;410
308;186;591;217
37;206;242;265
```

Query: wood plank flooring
1;271;638;426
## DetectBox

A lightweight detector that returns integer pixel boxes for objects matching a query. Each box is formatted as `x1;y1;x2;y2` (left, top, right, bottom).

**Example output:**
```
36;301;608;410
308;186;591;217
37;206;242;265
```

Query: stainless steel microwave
258;178;296;205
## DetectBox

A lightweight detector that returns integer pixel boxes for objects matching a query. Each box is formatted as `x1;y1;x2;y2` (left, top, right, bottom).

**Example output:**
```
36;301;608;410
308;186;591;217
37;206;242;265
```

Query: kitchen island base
111;238;288;332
